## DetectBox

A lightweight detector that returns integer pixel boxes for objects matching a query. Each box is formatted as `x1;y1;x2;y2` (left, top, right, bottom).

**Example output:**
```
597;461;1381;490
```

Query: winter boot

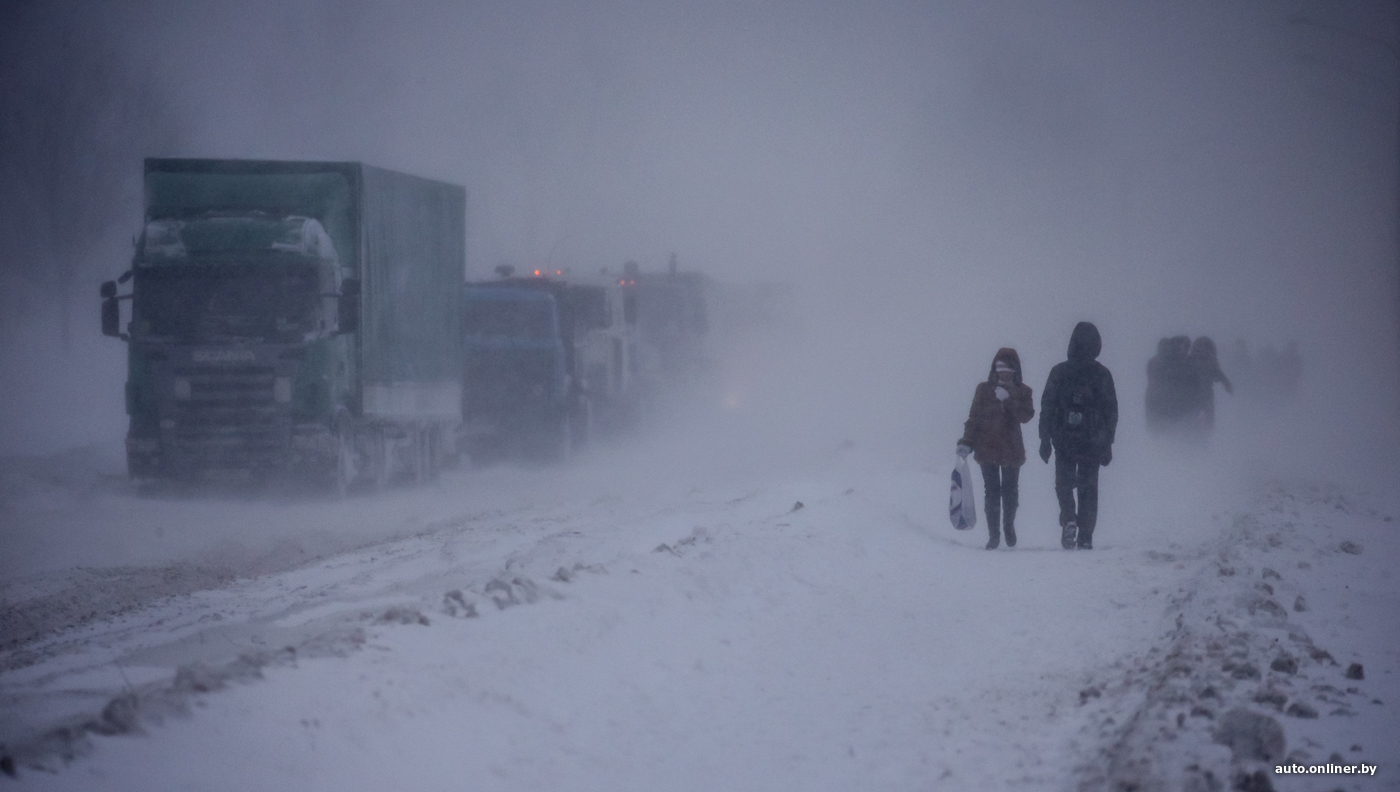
985;504;1000;550
985;524;1000;550
1076;528;1093;550
1061;520;1078;550
1003;509;1017;547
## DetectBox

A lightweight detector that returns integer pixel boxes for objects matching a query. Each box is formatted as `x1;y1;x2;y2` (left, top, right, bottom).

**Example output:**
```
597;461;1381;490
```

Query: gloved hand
956;444;972;459
994;386;1009;401
1101;446;1112;467
1039;439;1052;463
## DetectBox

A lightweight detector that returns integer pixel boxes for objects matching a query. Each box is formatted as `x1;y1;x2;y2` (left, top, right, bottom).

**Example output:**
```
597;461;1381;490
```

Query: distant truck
460;271;637;461
619;256;710;381
100;158;465;490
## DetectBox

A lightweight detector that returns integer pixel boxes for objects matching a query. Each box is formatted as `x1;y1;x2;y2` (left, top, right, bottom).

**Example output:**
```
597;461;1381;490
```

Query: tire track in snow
0;481;760;777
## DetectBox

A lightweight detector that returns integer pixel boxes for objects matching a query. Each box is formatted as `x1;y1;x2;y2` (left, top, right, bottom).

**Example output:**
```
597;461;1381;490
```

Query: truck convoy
101;159;465;490
100;159;721;485
459;270;638;461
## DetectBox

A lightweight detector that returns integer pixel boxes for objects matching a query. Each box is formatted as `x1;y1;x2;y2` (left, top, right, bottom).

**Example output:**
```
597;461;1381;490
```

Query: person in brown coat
957;348;1035;549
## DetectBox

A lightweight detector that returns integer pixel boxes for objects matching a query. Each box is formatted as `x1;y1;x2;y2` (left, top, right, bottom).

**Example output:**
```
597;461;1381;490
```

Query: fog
4;5;1400;785
2;0;1398;482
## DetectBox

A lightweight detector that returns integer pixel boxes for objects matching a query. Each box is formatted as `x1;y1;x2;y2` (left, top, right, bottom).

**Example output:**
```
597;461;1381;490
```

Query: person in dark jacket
957;348;1035;549
1038;322;1118;550
1186;335;1231;433
1145;335;1196;434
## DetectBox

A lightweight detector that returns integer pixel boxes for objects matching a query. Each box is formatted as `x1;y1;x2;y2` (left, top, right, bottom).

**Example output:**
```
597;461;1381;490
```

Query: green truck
100;159;465;490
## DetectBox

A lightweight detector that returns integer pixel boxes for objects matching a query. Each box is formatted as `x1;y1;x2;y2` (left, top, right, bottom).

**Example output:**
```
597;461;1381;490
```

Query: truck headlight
274;377;293;403
173;377;191;400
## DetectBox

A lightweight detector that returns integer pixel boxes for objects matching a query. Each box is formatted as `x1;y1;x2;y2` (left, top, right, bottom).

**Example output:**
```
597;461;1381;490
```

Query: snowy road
1;438;1396;791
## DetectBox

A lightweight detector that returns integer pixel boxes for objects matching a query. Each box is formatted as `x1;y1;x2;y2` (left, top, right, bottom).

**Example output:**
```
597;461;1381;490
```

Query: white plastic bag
949;455;977;530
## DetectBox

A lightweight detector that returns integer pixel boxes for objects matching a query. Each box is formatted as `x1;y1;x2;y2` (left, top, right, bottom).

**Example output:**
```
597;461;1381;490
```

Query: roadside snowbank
1072;479;1399;792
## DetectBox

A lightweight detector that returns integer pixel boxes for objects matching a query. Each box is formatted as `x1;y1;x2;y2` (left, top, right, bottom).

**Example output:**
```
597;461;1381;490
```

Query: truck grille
172;366;287;465
179;365;276;404
464;348;557;411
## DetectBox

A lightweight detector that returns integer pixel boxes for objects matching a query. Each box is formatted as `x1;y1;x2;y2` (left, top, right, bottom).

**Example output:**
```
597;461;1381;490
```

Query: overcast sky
1;0;1396;458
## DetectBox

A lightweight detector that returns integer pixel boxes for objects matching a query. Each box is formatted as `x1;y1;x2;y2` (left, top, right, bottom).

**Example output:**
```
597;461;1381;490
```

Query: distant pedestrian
957;348;1035;549
1145;335;1196;434
1039;322;1118;550
1187;336;1231;434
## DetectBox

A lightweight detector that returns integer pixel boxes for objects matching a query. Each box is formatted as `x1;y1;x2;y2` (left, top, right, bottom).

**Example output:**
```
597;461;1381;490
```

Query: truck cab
460;285;572;457
459;273;638;462
569;280;640;431
109;213;354;481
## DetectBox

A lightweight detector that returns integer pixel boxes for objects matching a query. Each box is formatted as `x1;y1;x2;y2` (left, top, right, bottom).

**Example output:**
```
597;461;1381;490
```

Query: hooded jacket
1039;322;1118;460
959;348;1035;467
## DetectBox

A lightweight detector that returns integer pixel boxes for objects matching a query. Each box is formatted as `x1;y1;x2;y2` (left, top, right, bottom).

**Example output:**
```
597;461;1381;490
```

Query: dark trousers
1053;453;1099;539
979;463;1019;532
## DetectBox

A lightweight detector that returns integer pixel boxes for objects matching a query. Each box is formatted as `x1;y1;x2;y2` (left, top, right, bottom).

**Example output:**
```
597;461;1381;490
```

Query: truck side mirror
338;277;361;334
100;281;122;338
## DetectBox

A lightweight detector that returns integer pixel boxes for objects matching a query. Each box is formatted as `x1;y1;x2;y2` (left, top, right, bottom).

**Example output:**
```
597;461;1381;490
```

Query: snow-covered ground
1;414;1397;791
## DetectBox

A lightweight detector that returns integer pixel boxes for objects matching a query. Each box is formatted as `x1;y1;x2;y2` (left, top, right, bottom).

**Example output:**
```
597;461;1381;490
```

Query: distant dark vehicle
100;159;465;491
460;272;637;462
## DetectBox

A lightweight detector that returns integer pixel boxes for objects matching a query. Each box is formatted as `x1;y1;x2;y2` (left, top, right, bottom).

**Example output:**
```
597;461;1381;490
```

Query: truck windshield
133;263;321;343
464;298;555;341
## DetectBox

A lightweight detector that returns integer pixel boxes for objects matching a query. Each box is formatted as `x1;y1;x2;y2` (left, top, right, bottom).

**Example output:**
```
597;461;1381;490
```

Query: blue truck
460;271;637;462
